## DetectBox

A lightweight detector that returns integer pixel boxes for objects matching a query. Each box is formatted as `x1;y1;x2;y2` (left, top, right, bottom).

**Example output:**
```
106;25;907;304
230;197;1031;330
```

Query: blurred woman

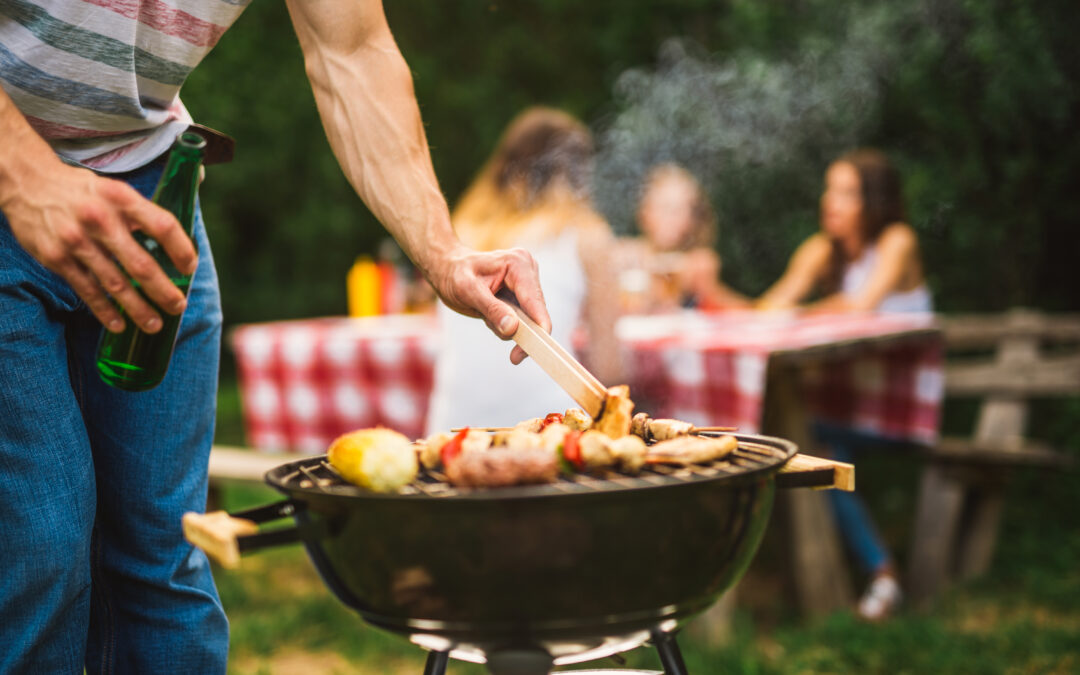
759;149;931;621
426;107;622;431
618;163;747;313
757;149;930;313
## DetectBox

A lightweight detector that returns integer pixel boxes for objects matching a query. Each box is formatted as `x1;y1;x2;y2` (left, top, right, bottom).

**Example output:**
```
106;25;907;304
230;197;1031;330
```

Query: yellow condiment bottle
347;256;381;317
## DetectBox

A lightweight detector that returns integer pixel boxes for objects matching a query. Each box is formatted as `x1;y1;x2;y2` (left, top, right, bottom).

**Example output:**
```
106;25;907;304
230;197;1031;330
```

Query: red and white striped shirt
0;0;250;172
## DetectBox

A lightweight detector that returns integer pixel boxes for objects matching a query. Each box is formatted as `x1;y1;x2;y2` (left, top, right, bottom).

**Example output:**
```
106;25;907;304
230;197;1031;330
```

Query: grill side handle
182;499;302;569
776;453;855;491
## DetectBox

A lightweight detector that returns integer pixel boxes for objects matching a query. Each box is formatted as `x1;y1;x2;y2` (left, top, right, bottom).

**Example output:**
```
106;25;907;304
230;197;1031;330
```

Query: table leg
763;361;854;616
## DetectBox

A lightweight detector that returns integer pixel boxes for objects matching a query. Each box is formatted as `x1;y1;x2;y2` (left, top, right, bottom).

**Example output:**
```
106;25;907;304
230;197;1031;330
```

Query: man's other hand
2;160;198;334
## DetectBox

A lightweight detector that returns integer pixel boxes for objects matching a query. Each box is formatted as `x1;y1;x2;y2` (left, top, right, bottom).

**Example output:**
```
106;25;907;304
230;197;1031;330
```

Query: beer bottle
95;131;207;391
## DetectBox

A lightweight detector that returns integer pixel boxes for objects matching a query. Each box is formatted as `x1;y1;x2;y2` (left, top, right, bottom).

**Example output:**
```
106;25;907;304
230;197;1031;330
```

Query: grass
212;378;1080;674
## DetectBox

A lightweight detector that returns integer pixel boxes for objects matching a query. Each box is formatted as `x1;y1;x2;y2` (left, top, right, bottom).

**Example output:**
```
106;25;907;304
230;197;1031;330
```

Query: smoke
592;4;910;289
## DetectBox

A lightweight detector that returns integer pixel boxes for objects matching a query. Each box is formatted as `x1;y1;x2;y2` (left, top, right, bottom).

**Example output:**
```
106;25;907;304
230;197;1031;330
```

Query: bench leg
957;486;1006;580
907;464;965;609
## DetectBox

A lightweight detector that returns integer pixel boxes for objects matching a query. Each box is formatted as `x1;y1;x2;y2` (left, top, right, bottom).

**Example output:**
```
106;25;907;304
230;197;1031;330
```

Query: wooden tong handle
499;291;607;417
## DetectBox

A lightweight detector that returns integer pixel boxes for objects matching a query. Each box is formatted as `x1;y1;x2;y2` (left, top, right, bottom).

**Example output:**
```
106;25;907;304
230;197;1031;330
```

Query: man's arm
284;0;550;360
0;87;196;334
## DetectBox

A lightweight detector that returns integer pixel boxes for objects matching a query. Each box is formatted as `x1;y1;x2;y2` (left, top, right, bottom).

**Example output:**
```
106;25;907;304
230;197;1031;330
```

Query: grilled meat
647;434;738;465
594;385;635;438
563;408;593;431
444;446;558;488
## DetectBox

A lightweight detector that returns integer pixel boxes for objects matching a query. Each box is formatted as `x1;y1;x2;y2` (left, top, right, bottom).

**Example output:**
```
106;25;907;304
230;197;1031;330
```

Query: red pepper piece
562;430;584;471
440;427;469;465
539;412;564;431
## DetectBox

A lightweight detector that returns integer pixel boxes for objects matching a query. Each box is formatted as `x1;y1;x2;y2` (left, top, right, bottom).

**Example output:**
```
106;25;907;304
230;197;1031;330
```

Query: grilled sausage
444;447;558;488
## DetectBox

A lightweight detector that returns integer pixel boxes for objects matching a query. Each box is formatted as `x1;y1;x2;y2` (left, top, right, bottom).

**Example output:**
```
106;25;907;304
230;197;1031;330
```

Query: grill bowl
261;433;794;665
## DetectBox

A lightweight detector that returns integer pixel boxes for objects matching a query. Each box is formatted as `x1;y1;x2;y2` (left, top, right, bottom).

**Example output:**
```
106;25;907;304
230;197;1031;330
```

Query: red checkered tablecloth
231;310;944;453
231;315;438;453
618;310;944;444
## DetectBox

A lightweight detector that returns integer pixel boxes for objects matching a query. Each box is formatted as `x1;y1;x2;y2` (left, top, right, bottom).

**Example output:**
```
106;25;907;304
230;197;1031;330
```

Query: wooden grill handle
182;511;259;569
777;453;855;491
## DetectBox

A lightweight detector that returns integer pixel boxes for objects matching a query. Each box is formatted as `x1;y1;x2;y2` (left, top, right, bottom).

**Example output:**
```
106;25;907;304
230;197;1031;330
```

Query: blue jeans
0;159;228;673
814;423;912;577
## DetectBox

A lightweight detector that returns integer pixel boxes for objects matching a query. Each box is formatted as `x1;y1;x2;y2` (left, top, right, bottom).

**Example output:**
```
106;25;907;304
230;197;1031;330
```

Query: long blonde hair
453;107;606;250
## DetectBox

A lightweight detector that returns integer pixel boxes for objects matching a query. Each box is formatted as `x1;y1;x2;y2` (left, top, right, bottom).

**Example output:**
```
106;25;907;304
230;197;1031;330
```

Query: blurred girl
618;163;747;313
426;107;621;431
759;149;931;621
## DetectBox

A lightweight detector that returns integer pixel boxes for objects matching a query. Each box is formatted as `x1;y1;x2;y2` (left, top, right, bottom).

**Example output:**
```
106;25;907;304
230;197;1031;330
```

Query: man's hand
0;87;196;333
1;156;197;334
427;245;551;364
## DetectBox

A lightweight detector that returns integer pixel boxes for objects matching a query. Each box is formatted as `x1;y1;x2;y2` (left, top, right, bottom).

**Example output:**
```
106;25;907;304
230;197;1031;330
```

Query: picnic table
616;310;944;615
231;309;945;615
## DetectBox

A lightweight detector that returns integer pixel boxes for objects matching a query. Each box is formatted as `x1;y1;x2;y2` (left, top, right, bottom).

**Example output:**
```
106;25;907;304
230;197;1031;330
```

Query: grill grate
271;435;793;500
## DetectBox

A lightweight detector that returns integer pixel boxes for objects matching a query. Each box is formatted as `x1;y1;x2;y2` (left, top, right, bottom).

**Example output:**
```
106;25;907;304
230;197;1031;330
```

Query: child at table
758;148;932;621
425;107;622;432
617;164;748;314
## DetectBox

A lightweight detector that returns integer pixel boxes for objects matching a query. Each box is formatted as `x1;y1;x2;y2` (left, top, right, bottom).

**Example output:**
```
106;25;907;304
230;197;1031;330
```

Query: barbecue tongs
498;290;607;419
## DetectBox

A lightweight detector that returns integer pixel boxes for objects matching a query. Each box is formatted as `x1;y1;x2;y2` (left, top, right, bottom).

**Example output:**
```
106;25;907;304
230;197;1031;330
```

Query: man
0;0;550;671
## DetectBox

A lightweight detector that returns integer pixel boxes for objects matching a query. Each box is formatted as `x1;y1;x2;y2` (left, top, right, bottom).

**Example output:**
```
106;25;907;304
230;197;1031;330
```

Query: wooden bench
206;445;294;509
906;309;1079;608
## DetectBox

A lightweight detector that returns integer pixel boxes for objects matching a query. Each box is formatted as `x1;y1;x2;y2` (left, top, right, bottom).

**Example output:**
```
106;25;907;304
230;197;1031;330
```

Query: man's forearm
285;0;460;277
283;0;552;351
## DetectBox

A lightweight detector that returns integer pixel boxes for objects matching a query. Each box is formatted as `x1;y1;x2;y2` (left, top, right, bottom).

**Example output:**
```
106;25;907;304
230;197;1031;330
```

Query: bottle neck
152;133;206;234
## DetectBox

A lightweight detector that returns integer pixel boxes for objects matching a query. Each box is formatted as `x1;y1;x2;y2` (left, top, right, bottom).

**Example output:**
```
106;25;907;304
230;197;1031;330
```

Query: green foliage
183;0;1079;328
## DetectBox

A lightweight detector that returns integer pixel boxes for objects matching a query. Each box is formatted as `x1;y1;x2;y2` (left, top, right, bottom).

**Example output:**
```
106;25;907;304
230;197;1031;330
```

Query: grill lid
265;433;796;501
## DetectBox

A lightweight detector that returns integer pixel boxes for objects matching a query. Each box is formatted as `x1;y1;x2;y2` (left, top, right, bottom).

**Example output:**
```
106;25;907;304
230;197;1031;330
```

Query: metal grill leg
424;650;449;675
652;630;689;675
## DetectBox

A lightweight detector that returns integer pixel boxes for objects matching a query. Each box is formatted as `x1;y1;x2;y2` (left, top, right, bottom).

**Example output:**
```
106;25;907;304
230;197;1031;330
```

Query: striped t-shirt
0;0;251;173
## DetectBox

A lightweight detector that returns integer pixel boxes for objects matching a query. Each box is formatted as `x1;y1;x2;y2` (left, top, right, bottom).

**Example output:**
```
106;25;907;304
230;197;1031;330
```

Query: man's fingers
502;248;551;333
75;244;170;332
509;345;529;365
475;292;518;339
55;259;126;332
114;179;200;276
127;195;198;276
101;223;187;312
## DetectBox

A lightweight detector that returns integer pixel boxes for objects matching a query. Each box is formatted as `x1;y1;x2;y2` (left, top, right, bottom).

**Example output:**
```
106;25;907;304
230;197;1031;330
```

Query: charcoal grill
186;433;818;674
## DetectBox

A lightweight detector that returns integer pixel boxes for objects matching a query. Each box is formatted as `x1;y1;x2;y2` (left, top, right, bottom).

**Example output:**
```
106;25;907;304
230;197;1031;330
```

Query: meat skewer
452;422;738;434
645;434;739;465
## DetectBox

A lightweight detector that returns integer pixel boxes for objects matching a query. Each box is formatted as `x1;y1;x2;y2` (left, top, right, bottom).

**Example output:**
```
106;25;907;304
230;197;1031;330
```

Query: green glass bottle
95;131;207;391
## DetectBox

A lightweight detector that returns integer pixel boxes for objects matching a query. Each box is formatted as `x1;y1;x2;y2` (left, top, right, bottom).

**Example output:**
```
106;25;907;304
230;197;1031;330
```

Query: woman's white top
842;242;933;313
425;226;587;434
